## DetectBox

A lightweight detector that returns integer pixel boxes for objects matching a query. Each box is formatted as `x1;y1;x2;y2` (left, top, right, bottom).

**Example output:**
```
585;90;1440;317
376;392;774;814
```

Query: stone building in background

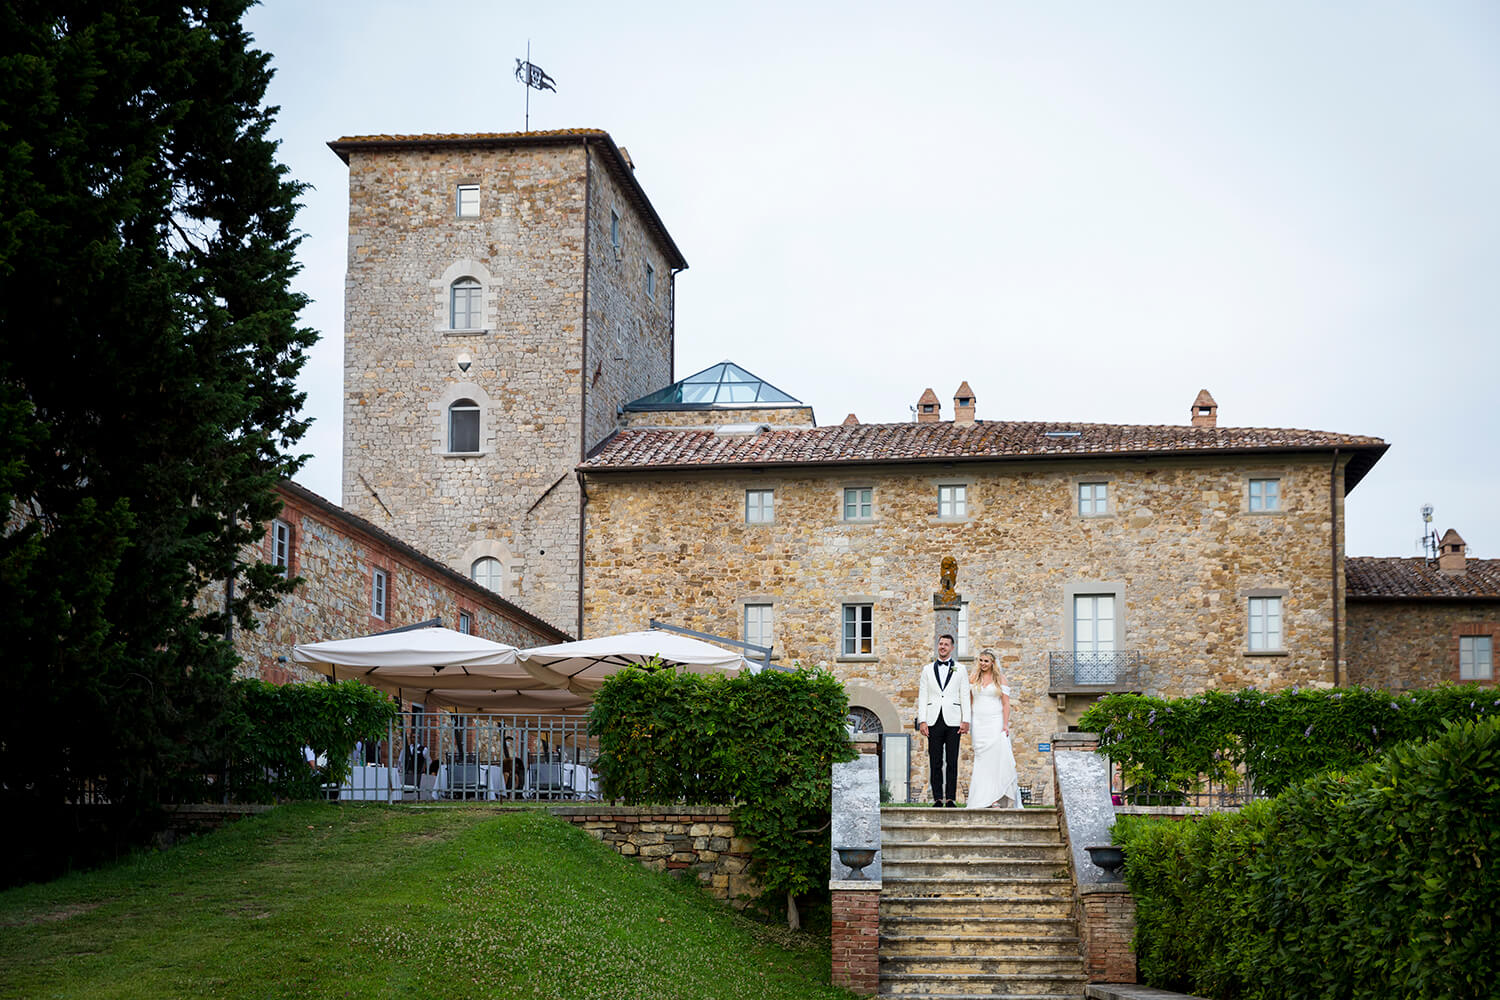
329;130;686;633
580;379;1388;802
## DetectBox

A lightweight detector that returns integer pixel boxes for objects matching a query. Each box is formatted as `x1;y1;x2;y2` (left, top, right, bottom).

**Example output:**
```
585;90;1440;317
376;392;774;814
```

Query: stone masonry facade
551;805;760;909
200;481;569;685
333;131;682;632
581;450;1354;805
1346;600;1500;691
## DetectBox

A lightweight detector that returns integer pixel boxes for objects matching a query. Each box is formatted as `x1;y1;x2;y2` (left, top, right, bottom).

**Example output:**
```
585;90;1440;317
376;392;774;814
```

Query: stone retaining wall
551;805;759;908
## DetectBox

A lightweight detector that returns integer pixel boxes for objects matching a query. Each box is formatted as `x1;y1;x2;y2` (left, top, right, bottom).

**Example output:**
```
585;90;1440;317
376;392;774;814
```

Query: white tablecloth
340;765;395;801
429;762;597;799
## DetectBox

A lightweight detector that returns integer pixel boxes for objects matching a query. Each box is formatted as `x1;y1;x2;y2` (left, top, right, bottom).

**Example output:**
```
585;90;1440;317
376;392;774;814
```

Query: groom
918;633;969;807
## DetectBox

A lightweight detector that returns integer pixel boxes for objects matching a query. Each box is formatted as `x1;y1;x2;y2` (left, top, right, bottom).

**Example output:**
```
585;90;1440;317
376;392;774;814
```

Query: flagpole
525;40;531;132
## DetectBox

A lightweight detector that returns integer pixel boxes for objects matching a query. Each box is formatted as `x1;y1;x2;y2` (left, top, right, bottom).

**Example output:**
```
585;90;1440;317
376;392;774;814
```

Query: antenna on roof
515;41;557;132
1419;504;1439;563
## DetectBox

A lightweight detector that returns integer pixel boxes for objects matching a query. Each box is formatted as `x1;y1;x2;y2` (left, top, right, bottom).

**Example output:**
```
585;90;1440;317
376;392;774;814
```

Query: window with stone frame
471;557;502;594
456;183;479;218
1248;478;1281;512
744;603;773;652
938;484;967;518
448;398;480;453
458;611;473;635
842;603;874;656
1078;482;1108;516
745;489;774;524
1460;635;1493;681
843;487;873;521
450;277;481;330
646;261;656;299
371;568;390;620
956;601;972;658
270;518;292;578
1248;596;1283;651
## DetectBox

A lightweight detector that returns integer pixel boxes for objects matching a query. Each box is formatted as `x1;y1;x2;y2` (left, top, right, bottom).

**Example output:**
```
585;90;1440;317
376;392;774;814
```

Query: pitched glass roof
623;362;802;411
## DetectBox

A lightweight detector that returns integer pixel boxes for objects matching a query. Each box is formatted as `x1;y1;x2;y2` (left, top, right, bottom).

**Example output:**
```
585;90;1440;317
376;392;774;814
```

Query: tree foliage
589;664;858;923
1114;716;1500;1000
0;0;313;841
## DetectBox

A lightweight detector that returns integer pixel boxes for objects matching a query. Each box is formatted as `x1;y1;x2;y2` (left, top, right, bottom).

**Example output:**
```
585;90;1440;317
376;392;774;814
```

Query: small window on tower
456;184;479;218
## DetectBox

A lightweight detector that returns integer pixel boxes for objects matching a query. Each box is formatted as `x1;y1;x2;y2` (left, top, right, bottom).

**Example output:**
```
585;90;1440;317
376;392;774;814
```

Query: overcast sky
244;0;1498;559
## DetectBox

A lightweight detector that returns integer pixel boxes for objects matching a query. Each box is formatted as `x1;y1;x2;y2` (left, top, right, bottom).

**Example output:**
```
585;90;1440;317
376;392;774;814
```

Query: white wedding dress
966;682;1021;809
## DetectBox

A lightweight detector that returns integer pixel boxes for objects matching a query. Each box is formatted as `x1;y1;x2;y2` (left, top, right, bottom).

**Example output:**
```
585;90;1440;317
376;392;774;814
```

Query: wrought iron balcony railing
1047;650;1145;694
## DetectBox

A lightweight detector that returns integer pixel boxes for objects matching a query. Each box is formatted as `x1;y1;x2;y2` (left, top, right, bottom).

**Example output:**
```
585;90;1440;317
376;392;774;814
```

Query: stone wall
339;139;677;630
201;482;569;683
1346;599;1500;691
582;454;1349;804
1077;884;1137;984
551;805;760;908
619;405;817;429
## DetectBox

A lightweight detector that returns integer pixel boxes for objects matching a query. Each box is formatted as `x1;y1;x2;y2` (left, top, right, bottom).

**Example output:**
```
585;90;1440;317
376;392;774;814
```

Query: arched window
450;277;481;330
448;398;480;453
471;557;502;593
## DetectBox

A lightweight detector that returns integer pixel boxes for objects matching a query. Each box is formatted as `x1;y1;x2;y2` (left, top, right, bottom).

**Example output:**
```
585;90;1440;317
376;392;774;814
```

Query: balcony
1047;651;1146;696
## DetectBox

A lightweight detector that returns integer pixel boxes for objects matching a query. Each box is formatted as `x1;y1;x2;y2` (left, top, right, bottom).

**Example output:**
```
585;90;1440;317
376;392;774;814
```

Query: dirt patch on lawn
2;901;104;926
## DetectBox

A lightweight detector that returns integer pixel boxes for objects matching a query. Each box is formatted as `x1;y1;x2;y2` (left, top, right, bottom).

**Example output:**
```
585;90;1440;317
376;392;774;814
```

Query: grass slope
0;804;856;1000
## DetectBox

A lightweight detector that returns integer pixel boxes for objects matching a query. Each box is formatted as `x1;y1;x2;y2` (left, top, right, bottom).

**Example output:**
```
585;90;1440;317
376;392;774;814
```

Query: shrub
1115;716;1500;999
589;663;858;923
1081;684;1499;797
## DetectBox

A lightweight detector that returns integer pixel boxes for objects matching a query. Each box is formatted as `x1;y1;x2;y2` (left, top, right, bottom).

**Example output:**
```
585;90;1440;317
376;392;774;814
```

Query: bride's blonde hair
969;648;1001;687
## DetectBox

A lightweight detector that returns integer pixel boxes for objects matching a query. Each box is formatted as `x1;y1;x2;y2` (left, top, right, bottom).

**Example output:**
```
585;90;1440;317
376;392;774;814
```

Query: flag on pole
515;58;556;92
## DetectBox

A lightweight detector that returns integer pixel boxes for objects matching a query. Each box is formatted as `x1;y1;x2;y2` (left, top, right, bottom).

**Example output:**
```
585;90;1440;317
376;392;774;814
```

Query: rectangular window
842;604;874;656
956;602;971;658
456;184;479;218
1249;478;1281;512
449;401;480;453
1460;635;1493;681
450;279;481;330
1079;482;1108;516
271;519;291;577
843;487;873;520
372;568;389;620
938;484;967;518
746;489;774;524
610;209;621;249
1248;596;1283;651
1073;593;1117;683
646;262;656;299
458;611;472;635
745;604;773;651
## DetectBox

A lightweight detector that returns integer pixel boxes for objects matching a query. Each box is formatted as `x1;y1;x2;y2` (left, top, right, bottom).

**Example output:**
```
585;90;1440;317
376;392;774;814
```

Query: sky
243;0;1499;559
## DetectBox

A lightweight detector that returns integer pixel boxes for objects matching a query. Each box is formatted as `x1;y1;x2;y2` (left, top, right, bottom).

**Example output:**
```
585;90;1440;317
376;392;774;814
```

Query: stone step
881;953;1086;978
882;876;1074;899
883;807;1056;827
879;932;1081;958
880;914;1079;935
881;821;1065;845
883;857;1071;880
882;840;1070;863
880;894;1077;920
879;971;1089;996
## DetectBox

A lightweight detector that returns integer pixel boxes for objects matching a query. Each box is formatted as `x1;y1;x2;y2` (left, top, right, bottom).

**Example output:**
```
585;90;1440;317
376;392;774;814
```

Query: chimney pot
916;388;941;424
1191;389;1218;428
842;413;860;426
1438;529;1467;573
953;381;976;425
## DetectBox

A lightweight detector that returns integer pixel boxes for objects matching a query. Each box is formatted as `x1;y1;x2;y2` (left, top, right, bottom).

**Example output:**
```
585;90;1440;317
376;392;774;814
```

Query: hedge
1114;715;1500;1000
588;663;858;920
1079;684;1500;798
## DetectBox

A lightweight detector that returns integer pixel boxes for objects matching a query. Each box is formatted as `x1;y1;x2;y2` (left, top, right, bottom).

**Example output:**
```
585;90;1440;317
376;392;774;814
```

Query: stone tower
329;129;687;633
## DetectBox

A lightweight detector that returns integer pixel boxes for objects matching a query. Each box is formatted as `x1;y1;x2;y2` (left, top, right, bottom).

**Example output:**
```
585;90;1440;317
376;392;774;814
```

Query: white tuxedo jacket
918;660;970;727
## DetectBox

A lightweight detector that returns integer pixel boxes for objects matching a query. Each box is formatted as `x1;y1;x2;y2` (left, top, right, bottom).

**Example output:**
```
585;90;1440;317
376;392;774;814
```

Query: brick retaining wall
1078;883;1137;983
830;884;880;995
551;805;759;908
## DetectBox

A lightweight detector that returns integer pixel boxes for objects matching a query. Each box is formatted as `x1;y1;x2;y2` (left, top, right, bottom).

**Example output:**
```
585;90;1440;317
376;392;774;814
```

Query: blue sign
1037;742;1052;753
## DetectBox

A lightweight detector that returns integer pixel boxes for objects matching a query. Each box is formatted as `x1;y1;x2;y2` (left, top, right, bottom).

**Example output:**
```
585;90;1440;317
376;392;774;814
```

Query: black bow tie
937;660;953;667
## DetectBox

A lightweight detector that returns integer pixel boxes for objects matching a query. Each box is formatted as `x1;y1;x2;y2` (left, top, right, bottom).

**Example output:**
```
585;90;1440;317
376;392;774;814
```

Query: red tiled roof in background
1346;557;1500;600
326;129;687;270
581;419;1388;490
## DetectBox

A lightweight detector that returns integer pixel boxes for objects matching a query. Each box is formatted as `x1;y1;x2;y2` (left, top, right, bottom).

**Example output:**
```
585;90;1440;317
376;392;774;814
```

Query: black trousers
927;716;961;804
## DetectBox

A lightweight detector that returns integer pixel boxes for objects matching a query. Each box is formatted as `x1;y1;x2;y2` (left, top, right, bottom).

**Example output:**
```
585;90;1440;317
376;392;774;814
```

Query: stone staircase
878;807;1087;998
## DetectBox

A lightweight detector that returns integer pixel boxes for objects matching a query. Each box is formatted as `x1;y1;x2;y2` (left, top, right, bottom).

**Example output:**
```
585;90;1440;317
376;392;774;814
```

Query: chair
496;737;524;799
447;755;482;800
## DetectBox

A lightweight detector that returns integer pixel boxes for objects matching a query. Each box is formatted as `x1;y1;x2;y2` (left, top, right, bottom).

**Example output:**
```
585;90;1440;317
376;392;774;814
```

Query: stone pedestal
1078;883;1137;983
830;882;881;995
831;755;880;880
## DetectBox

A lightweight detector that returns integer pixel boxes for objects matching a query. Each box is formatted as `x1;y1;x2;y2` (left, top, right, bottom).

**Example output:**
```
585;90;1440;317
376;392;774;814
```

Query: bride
965;648;1021;809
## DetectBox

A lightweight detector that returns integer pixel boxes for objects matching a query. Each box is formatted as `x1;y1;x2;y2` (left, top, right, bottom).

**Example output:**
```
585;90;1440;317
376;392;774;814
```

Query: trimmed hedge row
588;664;858;917
1115;716;1500;1000
1079;684;1499;797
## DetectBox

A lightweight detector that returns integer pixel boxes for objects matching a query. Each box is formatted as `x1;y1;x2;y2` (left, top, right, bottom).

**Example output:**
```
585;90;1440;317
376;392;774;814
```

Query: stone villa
238;128;1497;804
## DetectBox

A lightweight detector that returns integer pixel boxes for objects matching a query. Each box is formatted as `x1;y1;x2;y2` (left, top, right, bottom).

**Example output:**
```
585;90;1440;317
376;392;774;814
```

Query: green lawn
0;804;856;1000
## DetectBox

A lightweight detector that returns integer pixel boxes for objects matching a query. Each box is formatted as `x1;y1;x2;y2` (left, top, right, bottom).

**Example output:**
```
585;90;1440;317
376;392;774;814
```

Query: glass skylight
623;362;801;411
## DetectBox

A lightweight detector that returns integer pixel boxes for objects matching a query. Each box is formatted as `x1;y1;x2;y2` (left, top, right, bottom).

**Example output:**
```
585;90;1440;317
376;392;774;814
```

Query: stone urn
1084;845;1126;880
835;847;877;880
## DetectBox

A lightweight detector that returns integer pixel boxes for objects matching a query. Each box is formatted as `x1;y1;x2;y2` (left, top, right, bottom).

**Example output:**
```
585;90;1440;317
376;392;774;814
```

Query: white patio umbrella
380;684;595;716
516;629;753;696
290;626;544;694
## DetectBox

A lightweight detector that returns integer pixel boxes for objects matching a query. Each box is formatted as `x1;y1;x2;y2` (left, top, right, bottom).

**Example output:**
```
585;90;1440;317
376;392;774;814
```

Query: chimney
842;413;860;426
916;388;941;423
617;146;636;171
1438;529;1467;573
953;382;976;425
1191;389;1218;428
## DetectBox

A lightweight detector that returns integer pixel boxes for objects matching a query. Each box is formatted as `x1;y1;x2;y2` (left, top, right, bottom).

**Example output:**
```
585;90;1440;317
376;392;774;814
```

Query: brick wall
551;805;759;908
1346;599;1500;691
1077;883;1137;983
830;886;880;995
583;454;1347;804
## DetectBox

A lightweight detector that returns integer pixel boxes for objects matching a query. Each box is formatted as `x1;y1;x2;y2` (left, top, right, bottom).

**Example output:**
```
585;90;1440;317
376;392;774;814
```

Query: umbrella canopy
516;629;752;695
291;626;544;694
379;684;595;715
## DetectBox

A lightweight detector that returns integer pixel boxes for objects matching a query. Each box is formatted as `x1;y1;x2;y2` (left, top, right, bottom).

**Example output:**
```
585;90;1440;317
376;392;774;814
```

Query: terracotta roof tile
1346;557;1500;600
581;419;1388;488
